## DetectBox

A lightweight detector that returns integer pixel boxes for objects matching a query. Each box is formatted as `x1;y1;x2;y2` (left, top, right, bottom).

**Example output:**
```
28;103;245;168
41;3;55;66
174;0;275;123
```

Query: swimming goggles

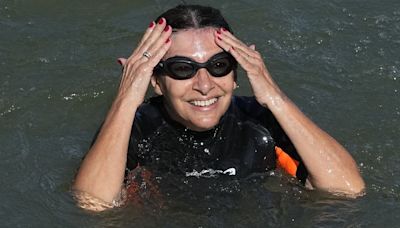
155;52;237;80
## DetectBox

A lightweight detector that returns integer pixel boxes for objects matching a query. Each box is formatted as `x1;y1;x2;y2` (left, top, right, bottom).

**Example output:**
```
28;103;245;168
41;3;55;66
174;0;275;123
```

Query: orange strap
275;146;299;177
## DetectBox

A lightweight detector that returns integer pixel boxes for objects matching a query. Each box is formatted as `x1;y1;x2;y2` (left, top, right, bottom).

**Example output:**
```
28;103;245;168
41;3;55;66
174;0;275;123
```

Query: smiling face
152;28;236;132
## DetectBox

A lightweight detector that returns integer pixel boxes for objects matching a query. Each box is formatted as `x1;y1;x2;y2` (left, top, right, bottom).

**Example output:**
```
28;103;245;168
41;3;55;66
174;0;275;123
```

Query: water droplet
262;136;268;142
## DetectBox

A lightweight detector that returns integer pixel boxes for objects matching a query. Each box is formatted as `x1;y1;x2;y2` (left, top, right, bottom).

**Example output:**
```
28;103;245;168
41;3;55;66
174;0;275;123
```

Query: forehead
164;28;223;61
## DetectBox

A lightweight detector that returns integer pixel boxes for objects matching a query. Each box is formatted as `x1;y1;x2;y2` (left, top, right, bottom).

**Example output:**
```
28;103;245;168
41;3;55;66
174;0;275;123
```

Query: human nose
192;68;215;95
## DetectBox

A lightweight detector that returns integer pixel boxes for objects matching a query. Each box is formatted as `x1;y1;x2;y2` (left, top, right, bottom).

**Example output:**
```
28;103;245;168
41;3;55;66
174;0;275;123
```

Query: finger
117;58;127;66
128;21;157;62
249;44;256;50
214;29;247;56
218;29;259;59
219;29;249;51
120;54;151;73
125;38;172;80
131;24;171;69
144;26;172;62
145;38;172;69
223;35;261;61
136;21;157;48
229;46;261;74
223;35;257;58
215;31;254;66
124;35;172;78
214;30;232;52
134;18;168;58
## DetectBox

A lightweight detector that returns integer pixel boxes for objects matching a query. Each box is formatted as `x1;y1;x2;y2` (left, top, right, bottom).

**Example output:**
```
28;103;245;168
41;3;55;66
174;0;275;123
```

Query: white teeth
190;98;218;107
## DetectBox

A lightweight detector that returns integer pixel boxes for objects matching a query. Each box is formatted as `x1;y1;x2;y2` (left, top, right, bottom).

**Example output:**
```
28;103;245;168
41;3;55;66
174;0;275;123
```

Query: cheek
161;78;192;99
216;76;236;92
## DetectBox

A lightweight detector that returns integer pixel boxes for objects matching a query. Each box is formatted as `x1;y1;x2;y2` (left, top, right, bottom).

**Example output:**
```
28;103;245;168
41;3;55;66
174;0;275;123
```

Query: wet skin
152;28;237;132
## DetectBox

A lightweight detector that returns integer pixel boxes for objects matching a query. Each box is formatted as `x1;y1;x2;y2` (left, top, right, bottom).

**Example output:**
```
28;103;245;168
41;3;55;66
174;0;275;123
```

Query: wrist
113;90;144;111
256;84;288;111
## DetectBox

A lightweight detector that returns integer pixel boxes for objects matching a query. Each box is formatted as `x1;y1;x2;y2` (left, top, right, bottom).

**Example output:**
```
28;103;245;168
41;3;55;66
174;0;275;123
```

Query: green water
0;0;399;227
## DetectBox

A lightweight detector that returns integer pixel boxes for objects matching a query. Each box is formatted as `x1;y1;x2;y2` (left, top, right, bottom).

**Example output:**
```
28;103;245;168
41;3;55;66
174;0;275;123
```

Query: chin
188;118;220;132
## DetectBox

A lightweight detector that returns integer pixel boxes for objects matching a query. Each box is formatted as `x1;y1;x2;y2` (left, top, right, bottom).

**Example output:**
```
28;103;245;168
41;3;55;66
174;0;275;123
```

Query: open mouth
189;97;218;107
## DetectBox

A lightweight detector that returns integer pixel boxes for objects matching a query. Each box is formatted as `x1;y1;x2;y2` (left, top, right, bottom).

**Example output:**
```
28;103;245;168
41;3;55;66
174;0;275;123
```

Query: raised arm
72;19;172;210
215;28;365;195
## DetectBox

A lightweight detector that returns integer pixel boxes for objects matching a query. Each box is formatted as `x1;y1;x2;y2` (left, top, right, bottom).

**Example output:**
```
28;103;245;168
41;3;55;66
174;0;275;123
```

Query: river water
0;0;399;227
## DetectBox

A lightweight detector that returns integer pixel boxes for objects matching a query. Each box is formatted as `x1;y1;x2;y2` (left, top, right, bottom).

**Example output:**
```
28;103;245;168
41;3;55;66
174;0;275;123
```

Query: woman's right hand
72;19;172;210
116;18;172;107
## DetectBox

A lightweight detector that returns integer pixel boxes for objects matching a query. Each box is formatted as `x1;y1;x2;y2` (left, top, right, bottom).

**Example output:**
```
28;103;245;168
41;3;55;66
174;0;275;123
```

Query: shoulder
229;96;274;124
133;96;165;137
231;95;262;112
136;96;163;119
230;96;292;150
127;96;165;169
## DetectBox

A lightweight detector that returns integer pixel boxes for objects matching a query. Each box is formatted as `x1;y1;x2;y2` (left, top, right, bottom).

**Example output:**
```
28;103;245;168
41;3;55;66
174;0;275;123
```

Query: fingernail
117;59;122;65
216;30;221;35
148;21;155;28
158;18;164;24
217;36;222;41
165;38;170;44
231;46;235;50
164;25;170;32
222;27;228;32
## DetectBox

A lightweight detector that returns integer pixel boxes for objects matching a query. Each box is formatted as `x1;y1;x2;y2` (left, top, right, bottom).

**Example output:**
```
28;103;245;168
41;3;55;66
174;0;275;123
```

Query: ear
151;75;163;95
233;81;238;90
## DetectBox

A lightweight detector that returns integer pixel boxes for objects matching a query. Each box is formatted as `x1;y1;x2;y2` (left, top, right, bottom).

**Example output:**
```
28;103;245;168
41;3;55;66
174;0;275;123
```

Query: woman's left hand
215;28;365;195
215;28;284;108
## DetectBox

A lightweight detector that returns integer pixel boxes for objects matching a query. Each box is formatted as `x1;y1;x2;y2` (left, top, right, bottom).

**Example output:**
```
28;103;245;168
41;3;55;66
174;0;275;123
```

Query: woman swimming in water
72;4;365;211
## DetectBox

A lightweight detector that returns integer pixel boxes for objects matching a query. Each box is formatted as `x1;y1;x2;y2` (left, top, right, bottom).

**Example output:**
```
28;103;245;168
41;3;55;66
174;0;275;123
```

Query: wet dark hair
155;4;233;33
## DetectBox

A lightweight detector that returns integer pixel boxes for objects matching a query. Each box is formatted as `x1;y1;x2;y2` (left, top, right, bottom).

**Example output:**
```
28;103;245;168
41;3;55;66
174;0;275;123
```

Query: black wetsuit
126;96;308;183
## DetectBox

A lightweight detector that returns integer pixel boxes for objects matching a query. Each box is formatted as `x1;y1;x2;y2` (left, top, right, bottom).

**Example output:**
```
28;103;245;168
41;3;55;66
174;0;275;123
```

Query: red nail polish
217;36;222;41
117;59;122;65
216;30;221;35
148;21;155;28
158;18;164;24
165;38;170;44
231;46;235;50
222;27;227;32
164;25;170;32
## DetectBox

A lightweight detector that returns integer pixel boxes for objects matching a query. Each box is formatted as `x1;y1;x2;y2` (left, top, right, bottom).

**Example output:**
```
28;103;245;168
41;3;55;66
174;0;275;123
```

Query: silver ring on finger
142;51;152;59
